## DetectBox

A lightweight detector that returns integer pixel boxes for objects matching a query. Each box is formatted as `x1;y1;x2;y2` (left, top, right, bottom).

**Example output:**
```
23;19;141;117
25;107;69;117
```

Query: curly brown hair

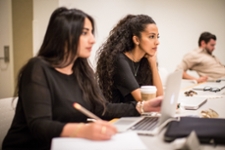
96;14;156;102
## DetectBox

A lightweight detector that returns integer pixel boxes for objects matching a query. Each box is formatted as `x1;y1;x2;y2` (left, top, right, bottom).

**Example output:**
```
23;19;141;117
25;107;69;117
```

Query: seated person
2;7;162;150
176;32;225;83
96;14;163;103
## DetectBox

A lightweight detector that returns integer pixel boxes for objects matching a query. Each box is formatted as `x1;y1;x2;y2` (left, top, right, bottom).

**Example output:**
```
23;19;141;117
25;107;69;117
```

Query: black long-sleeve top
2;57;139;150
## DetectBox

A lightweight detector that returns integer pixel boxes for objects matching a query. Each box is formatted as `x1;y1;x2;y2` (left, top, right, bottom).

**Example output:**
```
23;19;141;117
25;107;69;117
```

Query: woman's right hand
79;120;117;140
143;96;163;112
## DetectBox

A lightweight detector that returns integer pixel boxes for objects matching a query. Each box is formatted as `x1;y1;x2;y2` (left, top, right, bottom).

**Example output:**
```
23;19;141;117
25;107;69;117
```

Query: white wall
33;0;58;56
1;0;222;98
34;0;225;73
143;0;225;72
59;0;147;69
0;0;14;98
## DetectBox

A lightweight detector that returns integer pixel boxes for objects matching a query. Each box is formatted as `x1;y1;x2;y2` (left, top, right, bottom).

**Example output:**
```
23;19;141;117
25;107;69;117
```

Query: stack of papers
51;131;148;150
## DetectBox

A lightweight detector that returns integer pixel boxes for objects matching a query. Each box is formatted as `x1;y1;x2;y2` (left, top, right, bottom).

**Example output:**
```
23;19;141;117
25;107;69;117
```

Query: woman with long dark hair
2;7;162;150
96;14;163;103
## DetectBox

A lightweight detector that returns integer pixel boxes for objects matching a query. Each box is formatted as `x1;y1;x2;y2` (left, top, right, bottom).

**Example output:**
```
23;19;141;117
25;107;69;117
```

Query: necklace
133;62;140;76
131;51;140;77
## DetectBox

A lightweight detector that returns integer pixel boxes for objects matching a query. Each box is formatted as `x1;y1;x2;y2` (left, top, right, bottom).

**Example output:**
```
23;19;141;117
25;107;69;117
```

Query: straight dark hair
14;7;106;112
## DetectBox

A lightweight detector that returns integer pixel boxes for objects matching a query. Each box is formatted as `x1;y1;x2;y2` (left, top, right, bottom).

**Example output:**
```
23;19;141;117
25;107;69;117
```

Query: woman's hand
79;120;117;141
143;96;163;112
145;53;157;64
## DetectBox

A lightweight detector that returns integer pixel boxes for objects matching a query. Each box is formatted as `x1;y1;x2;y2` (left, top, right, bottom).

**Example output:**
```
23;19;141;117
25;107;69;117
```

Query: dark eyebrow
83;27;94;33
83;28;89;31
148;33;159;35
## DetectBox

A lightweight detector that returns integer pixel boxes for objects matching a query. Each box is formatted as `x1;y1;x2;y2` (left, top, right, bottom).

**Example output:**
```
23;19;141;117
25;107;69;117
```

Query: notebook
113;70;182;135
164;117;225;144
179;97;207;110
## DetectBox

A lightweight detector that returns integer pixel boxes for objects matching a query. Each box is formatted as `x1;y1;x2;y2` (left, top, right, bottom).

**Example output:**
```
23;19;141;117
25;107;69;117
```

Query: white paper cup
140;86;157;101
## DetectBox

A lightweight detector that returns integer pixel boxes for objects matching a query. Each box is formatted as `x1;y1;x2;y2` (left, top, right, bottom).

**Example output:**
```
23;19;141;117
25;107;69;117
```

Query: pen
73;103;101;120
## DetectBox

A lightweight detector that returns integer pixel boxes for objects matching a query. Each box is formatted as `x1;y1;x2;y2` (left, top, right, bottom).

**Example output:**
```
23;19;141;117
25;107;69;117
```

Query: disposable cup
140;85;157;101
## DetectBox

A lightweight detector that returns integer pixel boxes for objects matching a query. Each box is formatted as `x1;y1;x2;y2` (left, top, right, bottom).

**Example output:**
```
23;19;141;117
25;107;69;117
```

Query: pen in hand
73;103;101;121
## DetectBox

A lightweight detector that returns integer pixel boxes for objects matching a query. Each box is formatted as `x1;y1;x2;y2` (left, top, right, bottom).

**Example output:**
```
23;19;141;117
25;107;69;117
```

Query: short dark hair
198;32;216;46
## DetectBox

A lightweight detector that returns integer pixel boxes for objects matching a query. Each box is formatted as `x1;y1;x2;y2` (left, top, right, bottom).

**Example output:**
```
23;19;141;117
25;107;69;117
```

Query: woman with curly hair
96;14;163;103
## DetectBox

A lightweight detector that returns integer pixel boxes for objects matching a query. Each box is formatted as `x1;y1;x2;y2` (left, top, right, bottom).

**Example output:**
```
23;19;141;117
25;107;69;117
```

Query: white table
139;80;225;150
50;80;225;150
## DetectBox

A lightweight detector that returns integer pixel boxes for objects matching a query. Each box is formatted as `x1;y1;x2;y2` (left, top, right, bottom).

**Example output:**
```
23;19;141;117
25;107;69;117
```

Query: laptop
179;97;207;110
113;70;182;135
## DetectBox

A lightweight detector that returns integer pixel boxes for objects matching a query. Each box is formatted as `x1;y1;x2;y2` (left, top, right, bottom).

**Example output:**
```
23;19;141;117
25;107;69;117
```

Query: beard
205;47;213;55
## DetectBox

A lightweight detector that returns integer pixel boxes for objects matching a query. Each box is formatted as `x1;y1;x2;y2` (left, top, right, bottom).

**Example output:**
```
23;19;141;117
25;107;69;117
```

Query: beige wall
12;0;33;89
0;0;57;98
0;0;14;98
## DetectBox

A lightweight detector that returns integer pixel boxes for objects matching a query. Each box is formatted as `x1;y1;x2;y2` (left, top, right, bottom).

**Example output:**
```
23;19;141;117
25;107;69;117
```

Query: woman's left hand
145;53;157;64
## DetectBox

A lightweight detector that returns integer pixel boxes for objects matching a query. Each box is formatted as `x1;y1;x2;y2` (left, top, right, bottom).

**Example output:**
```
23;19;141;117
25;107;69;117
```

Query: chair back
0;97;17;149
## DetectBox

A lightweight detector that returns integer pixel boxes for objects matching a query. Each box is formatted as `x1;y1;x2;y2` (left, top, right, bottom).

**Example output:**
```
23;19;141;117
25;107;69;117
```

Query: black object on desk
164;117;225;145
192;83;225;92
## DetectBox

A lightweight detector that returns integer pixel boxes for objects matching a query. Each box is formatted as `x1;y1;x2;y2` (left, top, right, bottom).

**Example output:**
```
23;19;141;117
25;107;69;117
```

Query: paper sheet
51;131;148;150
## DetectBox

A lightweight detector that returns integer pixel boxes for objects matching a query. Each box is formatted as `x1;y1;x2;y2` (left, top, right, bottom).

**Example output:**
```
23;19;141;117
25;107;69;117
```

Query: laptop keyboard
130;117;159;131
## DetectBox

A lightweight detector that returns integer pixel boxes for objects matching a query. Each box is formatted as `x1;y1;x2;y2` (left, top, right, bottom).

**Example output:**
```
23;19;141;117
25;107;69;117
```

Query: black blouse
2;57;139;150
112;53;153;103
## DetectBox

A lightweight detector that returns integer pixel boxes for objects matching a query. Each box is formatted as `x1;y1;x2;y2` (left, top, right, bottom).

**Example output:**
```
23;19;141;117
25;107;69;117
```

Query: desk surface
140;80;225;150
50;80;225;150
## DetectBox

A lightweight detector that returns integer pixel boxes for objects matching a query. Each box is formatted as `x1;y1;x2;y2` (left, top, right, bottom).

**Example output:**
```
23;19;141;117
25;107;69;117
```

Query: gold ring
201;109;219;118
209;108;219;118
101;126;106;134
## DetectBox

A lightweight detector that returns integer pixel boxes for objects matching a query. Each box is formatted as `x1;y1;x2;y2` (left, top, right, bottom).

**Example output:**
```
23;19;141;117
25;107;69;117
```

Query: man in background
176;32;225;83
